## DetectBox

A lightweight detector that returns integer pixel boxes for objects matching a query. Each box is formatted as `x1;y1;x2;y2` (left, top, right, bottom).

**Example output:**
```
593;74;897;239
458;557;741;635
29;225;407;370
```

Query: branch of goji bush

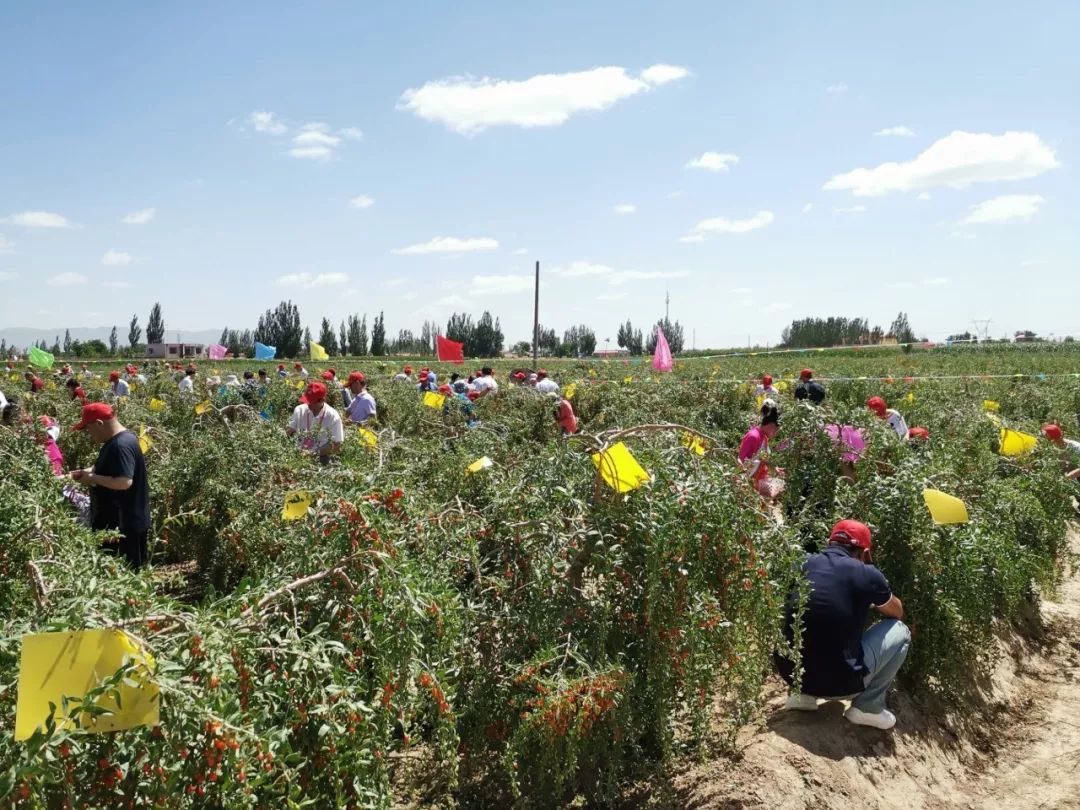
26;561;49;609
238;551;366;621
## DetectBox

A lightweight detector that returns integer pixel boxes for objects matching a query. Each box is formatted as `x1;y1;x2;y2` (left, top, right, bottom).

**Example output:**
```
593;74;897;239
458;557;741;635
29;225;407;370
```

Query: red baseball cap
829;520;872;552
763;374;773;386
348;371;366;384
109;371;120;381
867;396;887;417
278;363;285;370
1043;424;1064;442
419;372;429;381
73;402;115;430
908;427;930;441
300;382;327;404
294;362;303;369
799;368;813;380
403;365;413;374
513;372;526;381
321;370;335;380
438;383;452;394
537;369;548;378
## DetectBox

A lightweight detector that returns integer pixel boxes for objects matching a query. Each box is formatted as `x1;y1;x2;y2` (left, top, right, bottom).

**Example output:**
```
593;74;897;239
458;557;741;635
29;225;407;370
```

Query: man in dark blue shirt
68;402;151;569
776;520;910;730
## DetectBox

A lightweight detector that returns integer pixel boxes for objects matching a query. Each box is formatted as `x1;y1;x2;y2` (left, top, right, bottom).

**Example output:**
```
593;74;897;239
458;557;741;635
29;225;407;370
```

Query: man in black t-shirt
68;402;151;569
794;368;826;405
775;520;910;730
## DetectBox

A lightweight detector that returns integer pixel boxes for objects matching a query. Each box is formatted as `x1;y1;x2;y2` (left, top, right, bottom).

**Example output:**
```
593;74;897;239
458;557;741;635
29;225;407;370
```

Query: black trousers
100;531;149;569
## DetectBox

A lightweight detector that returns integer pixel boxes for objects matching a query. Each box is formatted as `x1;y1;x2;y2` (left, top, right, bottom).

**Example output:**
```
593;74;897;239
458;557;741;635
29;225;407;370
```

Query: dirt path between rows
656;527;1080;809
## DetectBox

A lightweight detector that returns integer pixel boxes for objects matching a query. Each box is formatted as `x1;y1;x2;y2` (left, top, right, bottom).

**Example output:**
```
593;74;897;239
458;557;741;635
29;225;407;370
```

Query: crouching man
776;520;911;730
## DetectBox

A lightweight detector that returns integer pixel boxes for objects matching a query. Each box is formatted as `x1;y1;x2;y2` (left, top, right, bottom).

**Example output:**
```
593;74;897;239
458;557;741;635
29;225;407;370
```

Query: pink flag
208;344;228;360
652;326;674;372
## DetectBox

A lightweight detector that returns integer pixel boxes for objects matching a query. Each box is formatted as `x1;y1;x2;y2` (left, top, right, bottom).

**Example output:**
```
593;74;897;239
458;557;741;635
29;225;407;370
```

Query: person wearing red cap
472;366;498;396
907;427;930;442
343;372;377;424
535;369;559;395
294;362;309;378
287;381;344;464
1042;424;1080;479
794;369;825;405
754;374;778;398
108;370;131;398
867;396;908;439
416;370;435;392
555;394;577;436
177;365;196;395
776;519;909;730
68;402;151;569
24;371;44;393
66;376;87;405
394;365;414;383
277;363;288;379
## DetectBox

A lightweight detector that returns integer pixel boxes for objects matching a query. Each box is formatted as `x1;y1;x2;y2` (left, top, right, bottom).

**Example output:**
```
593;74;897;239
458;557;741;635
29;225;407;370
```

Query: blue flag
254;342;276;360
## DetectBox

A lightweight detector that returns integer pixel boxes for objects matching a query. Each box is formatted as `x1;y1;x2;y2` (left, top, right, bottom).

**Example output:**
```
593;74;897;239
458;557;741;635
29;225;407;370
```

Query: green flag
28;346;55;369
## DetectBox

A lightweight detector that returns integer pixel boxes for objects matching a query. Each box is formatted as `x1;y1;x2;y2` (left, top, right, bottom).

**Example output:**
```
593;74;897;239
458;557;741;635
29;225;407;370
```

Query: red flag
436;335;465;364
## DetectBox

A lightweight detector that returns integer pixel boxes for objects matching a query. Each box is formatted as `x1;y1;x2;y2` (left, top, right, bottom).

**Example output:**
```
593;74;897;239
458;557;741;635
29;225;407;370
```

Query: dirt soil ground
647;527;1080;810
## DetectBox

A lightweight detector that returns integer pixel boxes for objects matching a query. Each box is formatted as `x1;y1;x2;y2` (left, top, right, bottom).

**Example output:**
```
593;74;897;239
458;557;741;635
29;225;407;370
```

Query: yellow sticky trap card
15;629;159;741
905;392;915;404
922;489;969;525
148;398;166;413
194;400;212;415
138;428;153;454
998;428;1037;457
357;427;378;448
564;383;577;400
281;490;313;520
681;432;708;456
982;400;1000;412
623;376;633;385
466;456;494;474
755;394;766;410
592;442;650;493
775;381;789;393
295;380;306;390
128;383;137;393
422;391;446;409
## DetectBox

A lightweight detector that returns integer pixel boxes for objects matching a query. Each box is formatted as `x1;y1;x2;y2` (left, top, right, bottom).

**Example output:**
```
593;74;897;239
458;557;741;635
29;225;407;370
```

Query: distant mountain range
0;326;223;350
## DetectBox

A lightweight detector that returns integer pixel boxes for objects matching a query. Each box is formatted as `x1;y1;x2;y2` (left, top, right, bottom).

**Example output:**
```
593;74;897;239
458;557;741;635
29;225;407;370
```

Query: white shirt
178;376;194;394
472;375;498;393
288;404;344;452
0;389;7;410
885;409;908;439
111;379;131;397
535;378;560;394
754;384;779;398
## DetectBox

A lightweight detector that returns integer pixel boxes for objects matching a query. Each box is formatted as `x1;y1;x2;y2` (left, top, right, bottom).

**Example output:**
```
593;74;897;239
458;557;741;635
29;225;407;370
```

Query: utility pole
665;290;670;322
532;260;540;367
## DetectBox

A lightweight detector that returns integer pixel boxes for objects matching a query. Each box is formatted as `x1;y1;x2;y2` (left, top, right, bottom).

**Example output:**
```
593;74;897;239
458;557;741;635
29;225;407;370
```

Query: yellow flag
564;383;577;400
309;341;329;361
357;427;378;448
282;490;313;520
138;427;153;454
982;400;1000;412
466;456;494;474
422;391;446;409
755;393;766;410
999;428;1037;457
15;629;159;740
194;400;212;415
681;432;708;456
922;489;969;525
148;398;166;413
592;442;650;493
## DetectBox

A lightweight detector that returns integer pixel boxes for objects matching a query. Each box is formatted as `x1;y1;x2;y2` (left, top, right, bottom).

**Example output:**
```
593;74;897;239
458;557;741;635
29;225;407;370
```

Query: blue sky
1;1;1077;347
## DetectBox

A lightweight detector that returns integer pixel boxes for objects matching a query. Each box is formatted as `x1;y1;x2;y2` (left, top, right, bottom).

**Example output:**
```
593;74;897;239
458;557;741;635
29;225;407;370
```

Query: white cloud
613;203;636;215
763;301;791;314
824;131;1060;197
0;234;13;253
678;234;705;243
294;125;341;148
826;83;849;97
551;260;615;277
250;110;287;135
692;210;775;234
949;231;976;240
1;211;74;228
550;260;688;285
398;63;688;135
469;274;534;295
875;126;916;137
833;205;867;214
339;127;364;141
273;272;349;288
597;291;629;301
392;236;499;255
382;278;409;288
801;203;813;214
102;280;132;289
685;152;739;172
917;192;932;201
922;277;949;286
730;287;753;294
640;64;690;85
436;294;466;307
401;291;418;301
513;247;529;255
47;272;87;287
288;146;333;160
101;249;133;266
962;194;1044;225
607;270;689;286
122;207;156;225
349;194;375;209
0;270;17;282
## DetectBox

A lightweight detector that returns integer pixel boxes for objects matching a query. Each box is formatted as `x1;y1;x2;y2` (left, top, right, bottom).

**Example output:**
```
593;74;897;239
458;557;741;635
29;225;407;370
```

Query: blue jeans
855;619;911;713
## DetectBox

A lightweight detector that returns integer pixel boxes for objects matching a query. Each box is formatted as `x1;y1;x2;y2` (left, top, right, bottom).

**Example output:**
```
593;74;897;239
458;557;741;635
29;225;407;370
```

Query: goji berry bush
1;344;1077;807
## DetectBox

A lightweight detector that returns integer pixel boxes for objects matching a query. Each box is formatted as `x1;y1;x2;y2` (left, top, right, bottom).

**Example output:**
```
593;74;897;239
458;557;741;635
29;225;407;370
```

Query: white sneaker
785;694;819;711
844;705;896;730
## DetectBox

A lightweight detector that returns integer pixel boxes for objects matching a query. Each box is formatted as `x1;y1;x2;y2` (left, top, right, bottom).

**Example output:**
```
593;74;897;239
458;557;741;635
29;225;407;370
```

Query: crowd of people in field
3;357;1078;735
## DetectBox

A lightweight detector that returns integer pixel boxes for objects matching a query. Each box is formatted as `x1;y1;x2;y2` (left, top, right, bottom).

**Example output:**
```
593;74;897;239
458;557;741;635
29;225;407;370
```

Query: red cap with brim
72;402;115;430
867;396;887;417
348;371;365;384
300;382;327;405
1043;424;1063;442
908;427;930;440
800;368;813;380
829;519;872;551
321;371;335;380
